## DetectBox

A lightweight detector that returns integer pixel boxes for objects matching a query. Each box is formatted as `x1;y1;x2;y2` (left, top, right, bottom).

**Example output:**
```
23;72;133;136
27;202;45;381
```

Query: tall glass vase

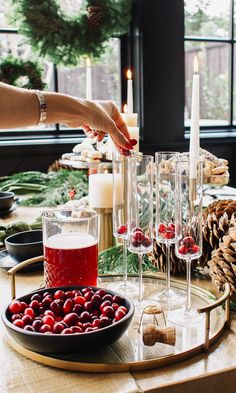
168;156;204;326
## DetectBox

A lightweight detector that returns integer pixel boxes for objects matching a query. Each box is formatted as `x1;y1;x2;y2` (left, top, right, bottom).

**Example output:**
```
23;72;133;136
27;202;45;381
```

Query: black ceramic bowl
5;230;43;262
0;191;15;211
2;286;134;354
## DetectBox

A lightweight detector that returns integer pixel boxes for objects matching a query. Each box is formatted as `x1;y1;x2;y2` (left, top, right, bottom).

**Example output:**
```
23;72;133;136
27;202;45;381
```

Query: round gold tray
4;256;230;373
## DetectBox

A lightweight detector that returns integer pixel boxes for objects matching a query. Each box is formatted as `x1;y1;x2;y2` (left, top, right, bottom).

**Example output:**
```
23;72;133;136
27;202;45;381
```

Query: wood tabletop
0;206;236;393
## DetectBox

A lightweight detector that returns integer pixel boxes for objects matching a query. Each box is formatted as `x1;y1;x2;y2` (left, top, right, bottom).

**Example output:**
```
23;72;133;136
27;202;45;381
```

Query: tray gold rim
4;257;231;373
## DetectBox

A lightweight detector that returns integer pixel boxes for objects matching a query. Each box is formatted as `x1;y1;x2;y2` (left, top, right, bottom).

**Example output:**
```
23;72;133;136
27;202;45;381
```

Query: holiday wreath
10;0;132;66
0;57;45;90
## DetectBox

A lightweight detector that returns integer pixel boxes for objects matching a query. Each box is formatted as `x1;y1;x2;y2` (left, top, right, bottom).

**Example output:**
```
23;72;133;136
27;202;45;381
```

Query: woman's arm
0;82;134;152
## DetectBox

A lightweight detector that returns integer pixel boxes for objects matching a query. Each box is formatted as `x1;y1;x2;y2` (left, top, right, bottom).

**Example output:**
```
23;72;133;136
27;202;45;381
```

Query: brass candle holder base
94;207;114;252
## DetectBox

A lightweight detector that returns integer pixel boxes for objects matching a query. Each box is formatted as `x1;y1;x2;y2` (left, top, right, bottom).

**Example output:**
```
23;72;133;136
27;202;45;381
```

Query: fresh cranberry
74;296;86;306
24;325;35;332
100;300;111;311
13;319;24;328
80;311;91;323
63;298;74;314
192;244;200;253
22;315;33;325
44;310;54;317
84;291;94;301
84;301;94;312
24;307;35;319
115;309;126;321
71;326;83;333
54;290;66;301
42;315;55;327
20;302;28;311
158;223;167;234
82;322;92;330
40;324;52;333
32;320;43;331
65;290;74;299
9;300;22;314
91;309;99;317
96;289;107;298
63;313;79;327
117;224;127;235
118;306;128;314
29;300;40;311
72;289;82;297
85;327;94;332
77;321;83;329
132;231;145;243
54;315;62;322
91;294;101;307
168;223;175;232
42;297;52;308
102;294;113;302
142;236;152;247
112;303;119;311
92;319;101;328
38;307;45;315
163;230;175;239
178;245;188;254
183;236;195;248
55;299;63;307
81;287;93;295
53;322;65;334
112;295;122;305
100;317;111;328
73;304;83;315
102;306;114;318
43;291;51;298
11;313;22;321
31;293;42;302
50;301;61;316
61;328;73;334
133;227;144;233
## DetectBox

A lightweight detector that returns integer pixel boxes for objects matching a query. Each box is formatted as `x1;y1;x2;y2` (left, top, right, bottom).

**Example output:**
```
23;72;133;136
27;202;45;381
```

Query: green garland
10;0;132;66
0;57;45;90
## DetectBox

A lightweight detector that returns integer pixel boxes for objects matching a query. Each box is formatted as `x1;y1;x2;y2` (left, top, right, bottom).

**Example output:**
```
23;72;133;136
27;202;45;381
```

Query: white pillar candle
89;174;113;208
189;56;200;179
127;69;133;113
121;108;138;127
86;57;92;100
128;126;139;152
113;173;124;205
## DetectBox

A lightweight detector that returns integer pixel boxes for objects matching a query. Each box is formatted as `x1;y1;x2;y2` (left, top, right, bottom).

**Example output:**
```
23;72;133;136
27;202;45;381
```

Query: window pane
58;39;121;106
0;1;12;29
185;0;231;38
185;41;230;126
233;44;236;124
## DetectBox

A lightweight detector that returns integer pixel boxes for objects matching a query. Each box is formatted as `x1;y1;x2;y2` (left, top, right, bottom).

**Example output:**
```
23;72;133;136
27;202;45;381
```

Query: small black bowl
5;230;43;262
0;191;15;211
2;286;134;354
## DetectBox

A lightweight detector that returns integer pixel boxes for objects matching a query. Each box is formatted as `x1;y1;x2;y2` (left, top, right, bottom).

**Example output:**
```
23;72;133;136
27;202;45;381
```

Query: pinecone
208;226;236;292
201;200;236;265
87;6;103;28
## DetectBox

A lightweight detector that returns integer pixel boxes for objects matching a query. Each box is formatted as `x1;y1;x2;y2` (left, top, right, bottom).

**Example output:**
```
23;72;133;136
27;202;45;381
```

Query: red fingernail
120;148;130;156
129;138;137;146
125;142;133;150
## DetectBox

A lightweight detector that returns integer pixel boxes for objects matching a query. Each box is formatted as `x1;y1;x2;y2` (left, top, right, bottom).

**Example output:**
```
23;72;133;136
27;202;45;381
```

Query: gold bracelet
34;90;47;125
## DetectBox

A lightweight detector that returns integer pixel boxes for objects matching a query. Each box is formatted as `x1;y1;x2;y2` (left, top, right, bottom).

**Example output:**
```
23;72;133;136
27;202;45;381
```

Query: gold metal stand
94;207;114;252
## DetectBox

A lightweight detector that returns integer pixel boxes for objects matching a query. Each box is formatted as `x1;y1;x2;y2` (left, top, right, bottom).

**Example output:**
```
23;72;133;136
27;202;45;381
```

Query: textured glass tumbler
43;209;98;288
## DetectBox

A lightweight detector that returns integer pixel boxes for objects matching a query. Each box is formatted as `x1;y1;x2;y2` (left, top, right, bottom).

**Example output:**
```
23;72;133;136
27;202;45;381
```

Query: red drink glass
43;209;98;288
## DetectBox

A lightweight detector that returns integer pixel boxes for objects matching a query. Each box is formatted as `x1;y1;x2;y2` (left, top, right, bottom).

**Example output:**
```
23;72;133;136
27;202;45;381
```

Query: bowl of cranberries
2;286;134;354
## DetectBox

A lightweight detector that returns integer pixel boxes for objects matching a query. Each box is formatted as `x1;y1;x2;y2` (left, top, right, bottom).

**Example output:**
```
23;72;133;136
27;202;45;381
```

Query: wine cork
143;324;176;347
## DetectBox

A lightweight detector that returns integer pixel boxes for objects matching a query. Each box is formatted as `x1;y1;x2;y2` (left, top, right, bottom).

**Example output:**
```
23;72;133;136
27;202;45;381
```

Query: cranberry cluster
178;236;199;255
158;223;175;240
131;227;151;248
8;288;128;335
117;224;127;235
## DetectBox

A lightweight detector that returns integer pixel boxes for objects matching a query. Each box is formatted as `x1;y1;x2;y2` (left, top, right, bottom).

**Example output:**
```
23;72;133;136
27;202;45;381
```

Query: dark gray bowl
0;191;15;211
5;230;43;262
2;285;134;354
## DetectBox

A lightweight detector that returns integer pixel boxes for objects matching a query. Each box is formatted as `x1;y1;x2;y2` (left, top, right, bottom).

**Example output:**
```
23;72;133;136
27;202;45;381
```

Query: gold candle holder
94;207;114;252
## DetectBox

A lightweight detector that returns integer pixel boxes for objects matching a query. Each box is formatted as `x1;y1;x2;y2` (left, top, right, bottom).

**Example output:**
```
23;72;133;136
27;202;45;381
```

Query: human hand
68;99;136;154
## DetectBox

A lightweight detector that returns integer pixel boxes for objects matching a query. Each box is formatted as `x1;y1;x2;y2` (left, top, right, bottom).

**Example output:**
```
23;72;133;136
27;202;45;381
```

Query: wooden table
1;207;236;393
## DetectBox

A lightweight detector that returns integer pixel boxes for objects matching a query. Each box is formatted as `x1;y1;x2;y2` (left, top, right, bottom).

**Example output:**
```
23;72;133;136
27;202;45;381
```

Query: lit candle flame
123;104;128;113
194;56;199;74
86;57;91;67
126;69;132;80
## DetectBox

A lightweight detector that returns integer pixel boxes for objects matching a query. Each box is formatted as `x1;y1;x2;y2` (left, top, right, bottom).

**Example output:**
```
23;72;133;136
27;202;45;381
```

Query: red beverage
44;233;98;288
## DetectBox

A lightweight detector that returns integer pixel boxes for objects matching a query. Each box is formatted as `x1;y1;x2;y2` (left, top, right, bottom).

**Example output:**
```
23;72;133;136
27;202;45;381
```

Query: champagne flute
153;152;185;308
111;152;138;294
168;156;204;326
127;153;154;306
